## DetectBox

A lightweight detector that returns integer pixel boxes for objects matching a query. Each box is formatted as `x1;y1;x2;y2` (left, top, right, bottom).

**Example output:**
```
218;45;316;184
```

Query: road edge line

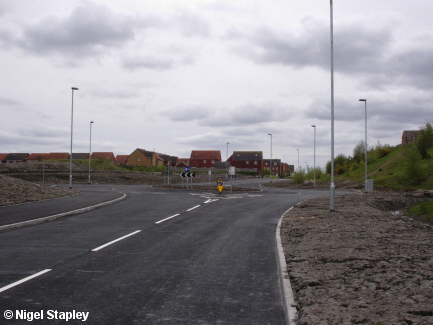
276;206;298;325
0;193;127;231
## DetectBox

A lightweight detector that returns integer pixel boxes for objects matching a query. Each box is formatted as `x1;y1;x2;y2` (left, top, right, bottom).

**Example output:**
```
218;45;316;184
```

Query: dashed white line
155;214;180;224
187;205;201;211
0;269;52;293
91;230;141;251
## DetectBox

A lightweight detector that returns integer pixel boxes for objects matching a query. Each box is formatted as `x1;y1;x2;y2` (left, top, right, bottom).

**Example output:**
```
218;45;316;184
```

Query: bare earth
281;191;433;325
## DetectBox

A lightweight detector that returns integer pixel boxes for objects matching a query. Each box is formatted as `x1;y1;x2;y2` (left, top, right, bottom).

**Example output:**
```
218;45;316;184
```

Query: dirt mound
281;192;433;324
0;174;78;206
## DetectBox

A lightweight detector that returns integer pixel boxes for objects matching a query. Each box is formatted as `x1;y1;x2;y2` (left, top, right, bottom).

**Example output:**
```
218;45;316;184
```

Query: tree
403;144;427;184
352;140;366;164
416;123;433;158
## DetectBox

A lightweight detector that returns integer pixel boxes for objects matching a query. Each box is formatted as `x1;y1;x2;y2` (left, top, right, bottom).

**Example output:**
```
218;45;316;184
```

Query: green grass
334;144;433;190
408;201;433;223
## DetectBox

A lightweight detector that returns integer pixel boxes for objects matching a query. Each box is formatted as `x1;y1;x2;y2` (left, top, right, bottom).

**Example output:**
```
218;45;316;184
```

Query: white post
329;0;335;211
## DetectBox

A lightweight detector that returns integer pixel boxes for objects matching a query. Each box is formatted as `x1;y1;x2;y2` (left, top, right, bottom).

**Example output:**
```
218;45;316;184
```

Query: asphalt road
0;182;331;324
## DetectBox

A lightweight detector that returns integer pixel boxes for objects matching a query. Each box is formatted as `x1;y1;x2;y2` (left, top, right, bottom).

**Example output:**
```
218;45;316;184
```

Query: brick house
264;159;281;176
402;130;420;144
157;154;180;167
68;153;90;160
26;153;50;161
227;151;263;175
47;153;69;160
0;153;9;164
91;152;116;163
4;153;29;163
115;155;129;166
189;150;222;168
127;149;164;167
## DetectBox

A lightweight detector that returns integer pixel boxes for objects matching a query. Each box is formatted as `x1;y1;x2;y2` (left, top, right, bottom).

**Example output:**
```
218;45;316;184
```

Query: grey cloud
0;96;22;107
13;2;137;57
166;103;211;122
226;17;392;73
122;55;175;71
176;10;210;38
166;100;291;127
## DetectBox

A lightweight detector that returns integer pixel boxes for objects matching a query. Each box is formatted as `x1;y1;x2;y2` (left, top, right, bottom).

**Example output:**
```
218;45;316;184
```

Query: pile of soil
281;191;433;324
0;174;79;206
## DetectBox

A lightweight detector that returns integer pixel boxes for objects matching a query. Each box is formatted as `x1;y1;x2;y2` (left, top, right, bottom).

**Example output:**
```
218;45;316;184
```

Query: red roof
91;152;116;161
47;152;69;160
116;155;128;164
0;153;9;160
190;150;221;161
27;153;50;160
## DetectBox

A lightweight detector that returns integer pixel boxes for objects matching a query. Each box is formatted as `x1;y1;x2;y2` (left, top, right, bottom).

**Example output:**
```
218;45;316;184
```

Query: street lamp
329;0;335;211
88;121;94;184
268;134;272;180
311;125;316;188
226;142;230;180
296;149;299;172
359;99;367;193
69;87;79;189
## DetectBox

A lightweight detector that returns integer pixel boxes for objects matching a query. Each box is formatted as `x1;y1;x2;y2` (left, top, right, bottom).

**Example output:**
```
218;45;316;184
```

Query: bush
416;123;433;158
292;170;305;184
403;144;427;184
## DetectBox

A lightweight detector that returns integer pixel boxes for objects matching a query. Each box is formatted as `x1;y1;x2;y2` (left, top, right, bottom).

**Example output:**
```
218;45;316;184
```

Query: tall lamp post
226;142;230;180
359;99;367;192
69;87;79;189
88;121;94;184
329;0;335;211
311;125;316;187
296;149;299;172
268;134;272;180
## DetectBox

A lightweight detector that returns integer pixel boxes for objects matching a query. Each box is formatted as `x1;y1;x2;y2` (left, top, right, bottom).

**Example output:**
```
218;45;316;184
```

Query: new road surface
0;181;333;324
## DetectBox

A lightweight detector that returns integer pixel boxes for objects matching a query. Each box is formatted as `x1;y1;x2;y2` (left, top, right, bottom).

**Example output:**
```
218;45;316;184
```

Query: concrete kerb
0;193;127;232
276;205;298;325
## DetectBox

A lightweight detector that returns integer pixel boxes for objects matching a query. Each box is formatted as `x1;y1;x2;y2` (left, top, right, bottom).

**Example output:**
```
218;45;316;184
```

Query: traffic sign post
229;167;235;193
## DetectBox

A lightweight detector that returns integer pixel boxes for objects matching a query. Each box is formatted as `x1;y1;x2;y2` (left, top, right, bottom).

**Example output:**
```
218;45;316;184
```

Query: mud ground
281;191;433;325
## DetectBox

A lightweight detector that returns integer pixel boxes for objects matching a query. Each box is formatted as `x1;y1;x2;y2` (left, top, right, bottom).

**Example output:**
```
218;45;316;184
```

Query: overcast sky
1;0;432;169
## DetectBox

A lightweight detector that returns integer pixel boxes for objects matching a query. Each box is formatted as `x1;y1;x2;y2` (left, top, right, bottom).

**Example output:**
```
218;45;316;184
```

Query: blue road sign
185;166;190;173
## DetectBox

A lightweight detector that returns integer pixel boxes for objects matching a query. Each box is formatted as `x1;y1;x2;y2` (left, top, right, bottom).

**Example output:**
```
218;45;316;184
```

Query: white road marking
187;205;201;211
155;214;180;224
0;269;52;293
204;199;219;204
92;230;141;251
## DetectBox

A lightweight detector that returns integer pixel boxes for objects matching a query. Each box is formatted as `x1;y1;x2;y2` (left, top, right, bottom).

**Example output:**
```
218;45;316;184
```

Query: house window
137;158;141;161
246;161;249;164
204;160;207;163
212;160;215;163
254;161;257;165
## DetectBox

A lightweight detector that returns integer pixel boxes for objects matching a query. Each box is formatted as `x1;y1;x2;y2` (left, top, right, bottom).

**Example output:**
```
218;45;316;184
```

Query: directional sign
179;172;195;178
185;166;190;173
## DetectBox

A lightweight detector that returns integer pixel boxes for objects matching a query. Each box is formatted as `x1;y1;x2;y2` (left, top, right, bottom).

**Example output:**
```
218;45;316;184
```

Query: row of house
0;149;293;176
0;152;116;164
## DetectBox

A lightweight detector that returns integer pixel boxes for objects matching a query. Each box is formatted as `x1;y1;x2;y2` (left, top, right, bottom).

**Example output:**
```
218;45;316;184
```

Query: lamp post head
90;121;94;124
311;125;316;128
359;99;366;102
72;87;79;91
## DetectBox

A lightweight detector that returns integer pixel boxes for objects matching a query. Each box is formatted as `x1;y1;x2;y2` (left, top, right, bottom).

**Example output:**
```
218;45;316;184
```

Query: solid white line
155;214;180;224
91;230;141;252
187;205;200;211
0;269;52;293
